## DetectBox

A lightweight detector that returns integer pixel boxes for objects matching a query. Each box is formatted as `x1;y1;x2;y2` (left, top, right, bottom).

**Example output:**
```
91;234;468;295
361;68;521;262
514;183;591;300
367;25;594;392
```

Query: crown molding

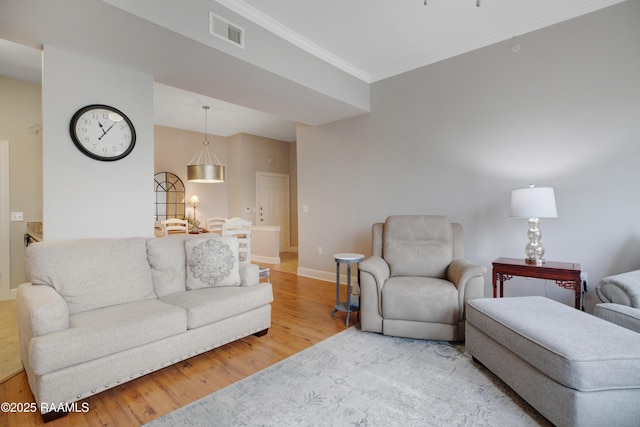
218;0;626;84
216;0;372;83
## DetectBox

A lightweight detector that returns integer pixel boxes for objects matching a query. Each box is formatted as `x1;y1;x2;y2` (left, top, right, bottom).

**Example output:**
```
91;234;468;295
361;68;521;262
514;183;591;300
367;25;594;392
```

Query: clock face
70;104;136;161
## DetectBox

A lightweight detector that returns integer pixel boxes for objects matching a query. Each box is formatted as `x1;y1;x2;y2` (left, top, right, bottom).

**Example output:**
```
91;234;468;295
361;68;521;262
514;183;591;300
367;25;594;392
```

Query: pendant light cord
187;105;223;167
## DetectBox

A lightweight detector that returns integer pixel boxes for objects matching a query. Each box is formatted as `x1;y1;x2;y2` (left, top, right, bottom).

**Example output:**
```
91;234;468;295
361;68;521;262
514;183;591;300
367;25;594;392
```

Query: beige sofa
17;234;273;420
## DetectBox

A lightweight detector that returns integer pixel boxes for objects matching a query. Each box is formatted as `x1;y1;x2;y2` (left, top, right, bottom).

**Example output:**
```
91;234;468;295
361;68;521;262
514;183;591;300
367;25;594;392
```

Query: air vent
209;12;245;48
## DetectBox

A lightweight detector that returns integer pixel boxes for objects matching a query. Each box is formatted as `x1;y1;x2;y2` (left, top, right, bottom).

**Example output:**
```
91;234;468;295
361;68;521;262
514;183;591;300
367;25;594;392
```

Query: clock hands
104;122;116;135
98;121;117;140
97;121;107;136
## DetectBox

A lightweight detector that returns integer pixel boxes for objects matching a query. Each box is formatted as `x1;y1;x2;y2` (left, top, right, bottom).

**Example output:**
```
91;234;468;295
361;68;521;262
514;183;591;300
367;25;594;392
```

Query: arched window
154;172;185;221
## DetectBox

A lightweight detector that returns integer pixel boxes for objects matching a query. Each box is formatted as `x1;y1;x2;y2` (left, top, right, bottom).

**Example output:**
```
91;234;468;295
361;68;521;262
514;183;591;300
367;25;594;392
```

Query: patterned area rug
145;326;550;426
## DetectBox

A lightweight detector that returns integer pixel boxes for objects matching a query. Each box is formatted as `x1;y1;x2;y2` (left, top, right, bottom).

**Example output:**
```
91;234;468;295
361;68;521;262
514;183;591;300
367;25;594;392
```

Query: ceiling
0;38;299;142
224;0;626;82
0;0;626;141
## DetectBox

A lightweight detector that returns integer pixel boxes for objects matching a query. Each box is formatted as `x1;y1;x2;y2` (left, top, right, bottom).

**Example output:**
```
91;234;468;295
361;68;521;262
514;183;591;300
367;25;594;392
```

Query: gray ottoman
466;296;640;427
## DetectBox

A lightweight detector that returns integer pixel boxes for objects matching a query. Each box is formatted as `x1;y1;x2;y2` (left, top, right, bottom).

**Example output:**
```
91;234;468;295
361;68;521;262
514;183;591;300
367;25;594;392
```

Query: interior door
256;172;290;252
1;141;10;300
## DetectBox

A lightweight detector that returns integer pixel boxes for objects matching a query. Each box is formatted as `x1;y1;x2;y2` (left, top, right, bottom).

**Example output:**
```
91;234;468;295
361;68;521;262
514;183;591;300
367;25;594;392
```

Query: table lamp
189;194;200;219
510;184;557;265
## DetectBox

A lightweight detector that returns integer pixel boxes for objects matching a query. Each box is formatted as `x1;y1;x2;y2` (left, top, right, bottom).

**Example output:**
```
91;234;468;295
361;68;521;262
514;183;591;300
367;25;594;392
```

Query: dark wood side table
492;257;582;310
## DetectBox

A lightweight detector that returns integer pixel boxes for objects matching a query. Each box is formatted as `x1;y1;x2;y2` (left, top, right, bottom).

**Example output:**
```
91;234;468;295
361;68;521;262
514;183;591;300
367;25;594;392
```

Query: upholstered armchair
358;215;486;341
594;269;640;333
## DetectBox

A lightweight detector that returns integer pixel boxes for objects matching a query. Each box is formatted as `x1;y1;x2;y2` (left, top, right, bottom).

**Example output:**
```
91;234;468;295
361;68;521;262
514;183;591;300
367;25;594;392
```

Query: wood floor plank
0;269;346;426
0;299;22;383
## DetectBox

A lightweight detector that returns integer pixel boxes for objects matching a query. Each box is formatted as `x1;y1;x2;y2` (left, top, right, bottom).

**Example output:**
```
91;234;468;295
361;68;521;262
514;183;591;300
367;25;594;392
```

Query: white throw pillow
185;237;240;289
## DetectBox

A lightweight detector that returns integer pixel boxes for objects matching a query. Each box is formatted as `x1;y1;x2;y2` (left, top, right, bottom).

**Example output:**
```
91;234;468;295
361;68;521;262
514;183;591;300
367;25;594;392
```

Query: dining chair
206;217;227;235
161;218;189;236
221;218;252;264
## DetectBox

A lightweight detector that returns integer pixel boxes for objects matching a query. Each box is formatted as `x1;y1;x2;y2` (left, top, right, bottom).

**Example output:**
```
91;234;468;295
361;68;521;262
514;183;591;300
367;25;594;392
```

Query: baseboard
253;255;280;264
297;267;359;289
297;267;334;283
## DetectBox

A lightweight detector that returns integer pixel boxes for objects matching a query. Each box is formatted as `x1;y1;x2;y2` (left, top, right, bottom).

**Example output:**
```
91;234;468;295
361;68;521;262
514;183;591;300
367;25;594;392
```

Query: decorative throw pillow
185;237;240;289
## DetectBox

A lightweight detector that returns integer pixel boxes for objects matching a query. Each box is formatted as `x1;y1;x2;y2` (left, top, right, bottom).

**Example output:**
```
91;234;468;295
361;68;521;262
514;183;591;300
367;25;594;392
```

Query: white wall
42;46;154;240
297;1;640;311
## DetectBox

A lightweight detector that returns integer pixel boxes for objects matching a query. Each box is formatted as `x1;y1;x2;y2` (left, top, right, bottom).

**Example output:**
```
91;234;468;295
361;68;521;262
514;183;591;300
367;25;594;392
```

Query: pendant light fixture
187;105;225;183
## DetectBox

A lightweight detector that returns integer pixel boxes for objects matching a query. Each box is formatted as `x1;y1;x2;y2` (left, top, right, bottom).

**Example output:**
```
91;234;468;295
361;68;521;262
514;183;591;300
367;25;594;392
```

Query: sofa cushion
161;283;273;329
26;238;155;315
466;297;640;391
382;276;458;324
29;299;187;375
147;234;196;297
383;215;452;278
185;237;240;289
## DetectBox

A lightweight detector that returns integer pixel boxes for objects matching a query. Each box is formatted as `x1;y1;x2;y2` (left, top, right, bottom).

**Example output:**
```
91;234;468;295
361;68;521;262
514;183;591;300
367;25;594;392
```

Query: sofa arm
596;270;640;307
240;263;259;286
594;303;640;333
17;283;69;338
447;259;487;320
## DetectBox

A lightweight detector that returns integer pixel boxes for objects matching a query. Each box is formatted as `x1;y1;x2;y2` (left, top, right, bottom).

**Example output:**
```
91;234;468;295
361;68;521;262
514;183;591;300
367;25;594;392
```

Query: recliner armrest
447;259;487;320
359;256;390;333
447;259;487;290
358;256;390;293
596;270;640;307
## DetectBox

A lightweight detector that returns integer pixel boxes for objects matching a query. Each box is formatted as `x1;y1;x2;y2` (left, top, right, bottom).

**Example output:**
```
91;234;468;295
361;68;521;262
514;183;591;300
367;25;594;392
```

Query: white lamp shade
510;186;558;218
189;194;200;206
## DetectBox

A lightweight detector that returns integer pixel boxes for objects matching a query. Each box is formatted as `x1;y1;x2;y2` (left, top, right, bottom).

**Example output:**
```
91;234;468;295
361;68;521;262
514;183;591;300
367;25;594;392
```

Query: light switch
10;211;24;221
302;205;309;214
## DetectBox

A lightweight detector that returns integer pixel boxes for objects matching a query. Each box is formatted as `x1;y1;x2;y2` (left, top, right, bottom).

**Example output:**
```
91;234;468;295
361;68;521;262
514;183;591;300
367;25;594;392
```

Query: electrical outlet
317;246;323;256
10;211;24;221
581;272;588;285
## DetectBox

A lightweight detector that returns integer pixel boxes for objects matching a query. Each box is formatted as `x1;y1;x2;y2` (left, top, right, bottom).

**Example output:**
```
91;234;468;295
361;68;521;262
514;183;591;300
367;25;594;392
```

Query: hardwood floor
0;299;21;384
0;262;353;426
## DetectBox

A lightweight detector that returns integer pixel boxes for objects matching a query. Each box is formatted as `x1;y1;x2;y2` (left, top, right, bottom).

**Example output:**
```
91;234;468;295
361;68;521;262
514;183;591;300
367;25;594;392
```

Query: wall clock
69;104;136;161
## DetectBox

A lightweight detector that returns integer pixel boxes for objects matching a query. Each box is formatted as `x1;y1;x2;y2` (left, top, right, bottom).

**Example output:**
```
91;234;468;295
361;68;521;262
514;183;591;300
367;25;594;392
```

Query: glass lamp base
524;217;545;266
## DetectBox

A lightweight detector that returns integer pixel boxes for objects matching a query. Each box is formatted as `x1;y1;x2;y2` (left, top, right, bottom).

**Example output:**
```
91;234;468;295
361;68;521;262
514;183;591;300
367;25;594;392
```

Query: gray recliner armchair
358;215;486;341
595;269;640;333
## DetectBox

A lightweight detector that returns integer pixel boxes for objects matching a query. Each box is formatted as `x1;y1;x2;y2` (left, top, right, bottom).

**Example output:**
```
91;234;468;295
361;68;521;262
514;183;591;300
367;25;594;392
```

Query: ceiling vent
209;12;245;48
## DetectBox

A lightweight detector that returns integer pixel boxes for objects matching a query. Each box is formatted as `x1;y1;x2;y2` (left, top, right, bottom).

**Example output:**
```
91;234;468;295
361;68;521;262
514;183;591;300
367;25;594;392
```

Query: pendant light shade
187;164;225;183
187;105;225;183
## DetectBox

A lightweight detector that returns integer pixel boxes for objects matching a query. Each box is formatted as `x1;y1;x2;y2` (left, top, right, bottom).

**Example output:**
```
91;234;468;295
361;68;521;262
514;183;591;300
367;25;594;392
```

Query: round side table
331;253;364;326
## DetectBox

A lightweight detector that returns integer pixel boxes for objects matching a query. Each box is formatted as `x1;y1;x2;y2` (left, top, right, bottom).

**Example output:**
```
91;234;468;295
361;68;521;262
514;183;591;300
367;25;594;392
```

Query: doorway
256;172;290;253
1;141;10;300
